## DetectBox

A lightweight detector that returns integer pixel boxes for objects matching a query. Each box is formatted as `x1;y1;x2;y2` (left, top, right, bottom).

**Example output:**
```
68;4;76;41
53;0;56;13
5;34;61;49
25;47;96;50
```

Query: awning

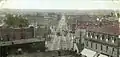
98;54;108;57
81;48;96;57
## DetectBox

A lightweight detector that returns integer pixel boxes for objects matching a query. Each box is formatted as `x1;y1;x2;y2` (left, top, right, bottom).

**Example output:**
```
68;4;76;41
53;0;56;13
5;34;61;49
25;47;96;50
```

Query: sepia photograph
0;0;120;57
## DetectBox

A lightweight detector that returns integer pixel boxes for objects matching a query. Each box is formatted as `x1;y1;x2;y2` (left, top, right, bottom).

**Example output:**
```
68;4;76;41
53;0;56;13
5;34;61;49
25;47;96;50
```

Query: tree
111;12;114;17
4;14;29;28
117;13;120;18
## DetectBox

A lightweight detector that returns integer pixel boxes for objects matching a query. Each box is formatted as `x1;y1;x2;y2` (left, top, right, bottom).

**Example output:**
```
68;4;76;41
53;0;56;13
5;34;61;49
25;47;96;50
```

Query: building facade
81;22;120;57
0;27;46;57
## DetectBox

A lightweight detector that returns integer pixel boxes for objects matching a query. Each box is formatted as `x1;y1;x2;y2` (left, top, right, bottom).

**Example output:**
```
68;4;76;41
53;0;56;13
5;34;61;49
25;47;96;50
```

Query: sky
0;0;120;9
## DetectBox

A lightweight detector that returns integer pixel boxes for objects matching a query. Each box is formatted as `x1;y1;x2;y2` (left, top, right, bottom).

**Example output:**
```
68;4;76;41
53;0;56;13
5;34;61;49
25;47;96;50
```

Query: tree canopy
4;14;29;28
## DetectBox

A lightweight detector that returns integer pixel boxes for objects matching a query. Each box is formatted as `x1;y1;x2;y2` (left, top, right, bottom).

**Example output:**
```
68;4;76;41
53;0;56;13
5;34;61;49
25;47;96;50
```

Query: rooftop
87;24;119;35
76;21;119;35
0;38;45;46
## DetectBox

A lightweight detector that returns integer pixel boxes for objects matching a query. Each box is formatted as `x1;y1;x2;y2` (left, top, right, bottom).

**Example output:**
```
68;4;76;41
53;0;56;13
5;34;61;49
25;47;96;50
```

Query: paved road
46;14;74;51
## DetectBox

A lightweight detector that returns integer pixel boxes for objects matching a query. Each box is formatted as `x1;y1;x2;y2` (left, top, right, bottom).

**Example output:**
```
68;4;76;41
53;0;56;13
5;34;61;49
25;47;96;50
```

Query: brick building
0;27;46;57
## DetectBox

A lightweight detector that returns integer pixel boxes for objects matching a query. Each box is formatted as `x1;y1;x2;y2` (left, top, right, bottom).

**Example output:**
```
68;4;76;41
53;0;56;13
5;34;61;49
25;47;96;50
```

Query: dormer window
114;37;116;43
95;34;98;39
102;34;105;40
90;34;92;38
100;37;102;40
86;32;88;38
95;35;97;39
112;39;114;43
100;34;102;40
89;32;92;38
106;38;108;42
105;35;108;42
88;32;90;37
112;36;117;43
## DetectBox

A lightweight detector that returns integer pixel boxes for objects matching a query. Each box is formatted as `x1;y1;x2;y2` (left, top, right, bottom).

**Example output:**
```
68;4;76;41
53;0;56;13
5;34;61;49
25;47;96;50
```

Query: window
112;36;116;43
105;35;108;42
101;45;102;50
112;37;114;43
102;34;105;40
106;38;108;42
100;34;102;40
95;34;98;39
106;46;108;52
112;48;114;54
91;42;93;48
86;32;88;38
114;38;116;43
86;41;88;46
90;33;92;38
92;32;95;38
96;44;97;49
97;34;100;39
88;32;90;37
108;36;110;41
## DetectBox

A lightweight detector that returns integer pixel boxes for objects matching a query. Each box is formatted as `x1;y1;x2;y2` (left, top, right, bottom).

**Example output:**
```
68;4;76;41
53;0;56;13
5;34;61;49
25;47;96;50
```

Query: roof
76;21;119;35
87;24;119;35
0;38;45;46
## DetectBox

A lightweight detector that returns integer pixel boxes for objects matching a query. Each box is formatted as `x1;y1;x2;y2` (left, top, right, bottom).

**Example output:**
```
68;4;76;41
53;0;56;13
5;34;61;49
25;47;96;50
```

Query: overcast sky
0;0;120;9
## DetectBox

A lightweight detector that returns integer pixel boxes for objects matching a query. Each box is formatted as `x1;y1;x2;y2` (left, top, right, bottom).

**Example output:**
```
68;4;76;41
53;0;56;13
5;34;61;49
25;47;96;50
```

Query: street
46;14;74;51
